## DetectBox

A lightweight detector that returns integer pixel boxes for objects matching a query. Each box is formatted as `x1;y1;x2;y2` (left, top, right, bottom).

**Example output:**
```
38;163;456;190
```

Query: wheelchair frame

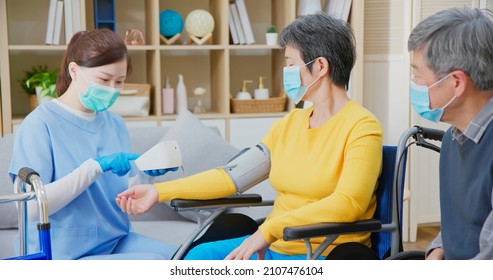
170;125;444;260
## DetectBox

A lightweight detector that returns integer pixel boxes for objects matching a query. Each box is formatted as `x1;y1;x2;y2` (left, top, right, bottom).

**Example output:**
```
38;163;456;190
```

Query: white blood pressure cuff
221;143;271;193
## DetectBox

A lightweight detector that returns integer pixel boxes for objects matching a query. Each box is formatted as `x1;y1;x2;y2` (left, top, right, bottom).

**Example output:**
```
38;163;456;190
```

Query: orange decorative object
124;29;145;45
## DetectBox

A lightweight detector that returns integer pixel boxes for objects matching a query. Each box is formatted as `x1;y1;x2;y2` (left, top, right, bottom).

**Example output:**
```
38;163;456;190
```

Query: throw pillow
159;110;240;180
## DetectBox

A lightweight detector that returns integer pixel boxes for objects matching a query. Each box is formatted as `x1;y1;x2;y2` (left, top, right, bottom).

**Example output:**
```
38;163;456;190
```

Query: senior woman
117;12;383;260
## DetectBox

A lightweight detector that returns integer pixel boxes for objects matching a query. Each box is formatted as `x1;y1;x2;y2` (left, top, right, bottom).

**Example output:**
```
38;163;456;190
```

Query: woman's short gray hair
279;12;355;88
408;7;493;90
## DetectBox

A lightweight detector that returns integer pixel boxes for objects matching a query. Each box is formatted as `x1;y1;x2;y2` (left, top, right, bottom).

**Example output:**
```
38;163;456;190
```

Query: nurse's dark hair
408;7;493;90
279;11;355;89
56;29;132;96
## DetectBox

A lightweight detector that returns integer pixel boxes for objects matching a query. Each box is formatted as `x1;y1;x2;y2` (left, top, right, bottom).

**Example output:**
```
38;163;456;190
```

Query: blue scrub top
9;101;132;259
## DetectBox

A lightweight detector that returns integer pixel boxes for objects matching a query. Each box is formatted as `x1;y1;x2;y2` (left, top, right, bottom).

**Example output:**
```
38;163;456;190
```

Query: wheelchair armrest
170;194;264;212
283;219;382;241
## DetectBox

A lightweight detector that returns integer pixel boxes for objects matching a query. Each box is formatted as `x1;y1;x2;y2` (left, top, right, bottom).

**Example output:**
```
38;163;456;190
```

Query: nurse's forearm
21;159;103;221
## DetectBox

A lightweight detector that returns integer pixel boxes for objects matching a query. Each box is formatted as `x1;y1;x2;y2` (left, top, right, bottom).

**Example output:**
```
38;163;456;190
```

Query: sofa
0;110;275;259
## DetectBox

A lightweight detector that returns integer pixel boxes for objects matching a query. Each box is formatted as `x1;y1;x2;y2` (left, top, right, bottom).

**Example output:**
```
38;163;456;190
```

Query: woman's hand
116;184;158;215
225;230;270;260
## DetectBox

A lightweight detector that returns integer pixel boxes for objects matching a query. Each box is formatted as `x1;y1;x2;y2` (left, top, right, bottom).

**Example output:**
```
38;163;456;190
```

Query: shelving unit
0;0;364;145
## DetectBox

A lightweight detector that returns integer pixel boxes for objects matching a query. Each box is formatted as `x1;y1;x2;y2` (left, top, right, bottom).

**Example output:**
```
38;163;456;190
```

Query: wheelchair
0;167;52;260
169;125;445;260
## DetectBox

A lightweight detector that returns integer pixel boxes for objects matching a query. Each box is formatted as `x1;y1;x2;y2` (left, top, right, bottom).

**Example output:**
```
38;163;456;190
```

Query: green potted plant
266;25;278;46
24;66;59;105
19;65;47;95
19;65;46;110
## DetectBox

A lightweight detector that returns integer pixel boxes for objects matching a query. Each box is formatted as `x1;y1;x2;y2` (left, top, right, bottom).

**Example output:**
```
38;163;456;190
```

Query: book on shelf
339;0;352;22
64;0;73;43
235;0;255;44
324;0;337;17
45;0;58;45
230;3;246;45
228;5;239;45
64;0;83;44
71;0;82;33
52;0;64;45
325;0;352;22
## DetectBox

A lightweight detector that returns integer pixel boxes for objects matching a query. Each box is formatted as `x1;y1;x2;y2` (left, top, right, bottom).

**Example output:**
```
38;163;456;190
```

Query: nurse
9;29;177;260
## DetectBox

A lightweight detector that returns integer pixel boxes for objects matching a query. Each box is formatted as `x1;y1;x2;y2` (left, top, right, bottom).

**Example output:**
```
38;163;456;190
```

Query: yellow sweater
155;100;383;256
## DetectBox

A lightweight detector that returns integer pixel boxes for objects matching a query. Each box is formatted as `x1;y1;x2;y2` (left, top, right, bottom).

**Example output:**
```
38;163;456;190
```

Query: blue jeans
184;235;325;260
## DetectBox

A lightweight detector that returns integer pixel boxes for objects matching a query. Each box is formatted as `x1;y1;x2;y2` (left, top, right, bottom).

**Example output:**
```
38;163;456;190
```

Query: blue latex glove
96;153;140;176
144;167;179;177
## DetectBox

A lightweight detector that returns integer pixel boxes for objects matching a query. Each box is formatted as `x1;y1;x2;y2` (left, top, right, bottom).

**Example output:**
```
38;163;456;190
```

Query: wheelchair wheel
176;213;259;259
325;242;379;260
386;250;426;260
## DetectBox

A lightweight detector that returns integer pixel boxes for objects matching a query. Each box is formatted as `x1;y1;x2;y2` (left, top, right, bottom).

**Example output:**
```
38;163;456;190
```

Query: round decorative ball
159;10;183;38
185;9;215;38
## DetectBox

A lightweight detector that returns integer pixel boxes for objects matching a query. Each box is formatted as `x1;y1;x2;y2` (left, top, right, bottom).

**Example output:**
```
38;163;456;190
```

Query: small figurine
124;29;145;45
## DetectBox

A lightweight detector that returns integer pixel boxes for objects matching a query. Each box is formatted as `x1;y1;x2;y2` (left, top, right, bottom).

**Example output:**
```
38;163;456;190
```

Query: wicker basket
230;95;287;113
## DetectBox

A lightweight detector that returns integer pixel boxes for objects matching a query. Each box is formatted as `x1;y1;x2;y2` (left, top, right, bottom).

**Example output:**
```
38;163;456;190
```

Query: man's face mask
283;59;320;104
76;66;122;112
410;73;456;123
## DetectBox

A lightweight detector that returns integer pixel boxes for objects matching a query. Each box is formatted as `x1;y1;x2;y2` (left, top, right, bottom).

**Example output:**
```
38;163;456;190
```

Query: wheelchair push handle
18;167;41;186
417;126;444;142
411;126;444;153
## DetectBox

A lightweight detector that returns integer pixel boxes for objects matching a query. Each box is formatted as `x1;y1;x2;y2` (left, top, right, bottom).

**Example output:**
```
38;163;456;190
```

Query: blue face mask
77;66;122;112
283;59;320;104
410;73;455;123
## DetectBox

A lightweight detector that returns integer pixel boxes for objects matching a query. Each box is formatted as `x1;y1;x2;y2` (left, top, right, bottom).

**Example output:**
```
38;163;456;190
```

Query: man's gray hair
408;7;493;90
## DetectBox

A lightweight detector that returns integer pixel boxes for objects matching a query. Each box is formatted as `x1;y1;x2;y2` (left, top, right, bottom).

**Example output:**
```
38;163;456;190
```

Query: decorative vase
35;86;42;98
162;76;174;114
35;86;54;105
193;87;207;114
28;94;38;111
297;0;322;16
176;74;188;114
265;33;278;45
